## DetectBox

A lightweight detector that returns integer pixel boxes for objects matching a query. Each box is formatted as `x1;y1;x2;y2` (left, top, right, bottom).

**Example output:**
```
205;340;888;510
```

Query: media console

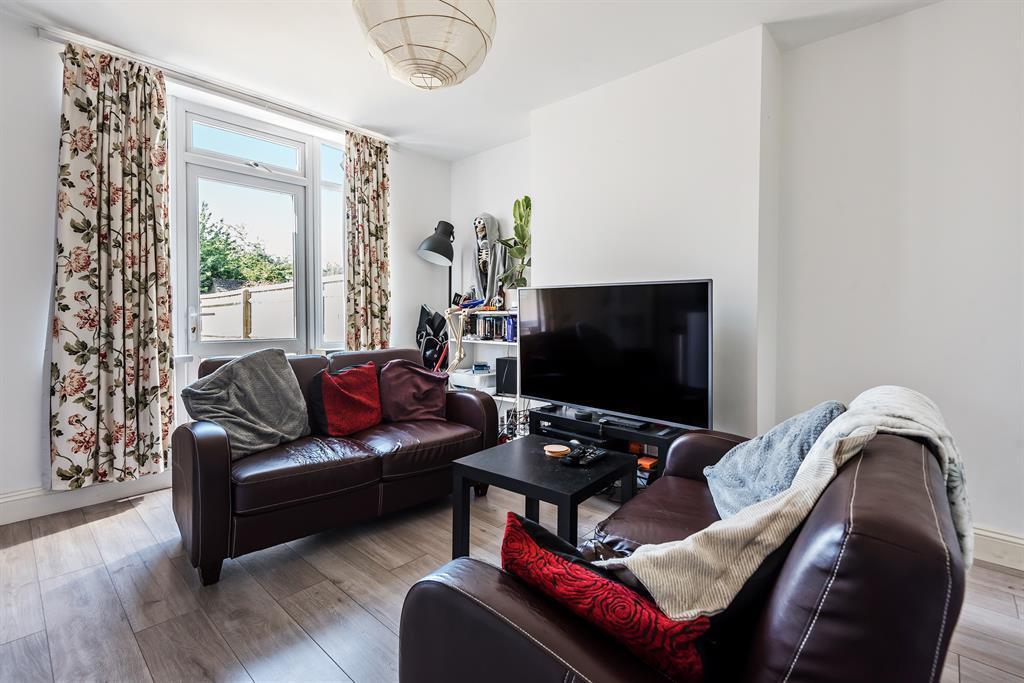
527;404;690;485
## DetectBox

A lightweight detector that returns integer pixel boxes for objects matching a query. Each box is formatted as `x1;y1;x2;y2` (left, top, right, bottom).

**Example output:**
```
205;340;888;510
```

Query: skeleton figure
473;213;508;306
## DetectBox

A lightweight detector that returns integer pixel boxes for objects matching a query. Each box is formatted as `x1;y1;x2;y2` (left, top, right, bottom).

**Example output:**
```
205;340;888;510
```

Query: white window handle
189;306;200;341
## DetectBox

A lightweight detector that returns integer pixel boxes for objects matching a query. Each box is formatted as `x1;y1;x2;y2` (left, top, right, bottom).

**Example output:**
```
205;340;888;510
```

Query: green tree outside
199;202;293;293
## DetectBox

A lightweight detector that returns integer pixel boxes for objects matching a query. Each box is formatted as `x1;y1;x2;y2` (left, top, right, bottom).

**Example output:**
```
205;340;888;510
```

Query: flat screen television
518;280;712;429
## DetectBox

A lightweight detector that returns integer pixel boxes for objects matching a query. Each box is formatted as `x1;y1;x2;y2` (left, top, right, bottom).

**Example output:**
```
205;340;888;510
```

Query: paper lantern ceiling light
352;0;497;91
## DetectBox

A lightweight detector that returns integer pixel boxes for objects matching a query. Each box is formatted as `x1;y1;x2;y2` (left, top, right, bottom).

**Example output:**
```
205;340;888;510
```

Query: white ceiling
8;0;933;160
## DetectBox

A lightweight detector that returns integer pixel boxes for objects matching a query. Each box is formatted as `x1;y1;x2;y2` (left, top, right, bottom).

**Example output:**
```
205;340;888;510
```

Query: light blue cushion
704;401;846;518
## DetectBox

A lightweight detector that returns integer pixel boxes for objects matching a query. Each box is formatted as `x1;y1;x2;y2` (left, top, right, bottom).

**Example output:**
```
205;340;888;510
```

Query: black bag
416;305;448;369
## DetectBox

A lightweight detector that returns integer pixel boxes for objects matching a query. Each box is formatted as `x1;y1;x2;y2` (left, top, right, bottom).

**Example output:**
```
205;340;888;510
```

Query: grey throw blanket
181;348;310;459
704;400;847;518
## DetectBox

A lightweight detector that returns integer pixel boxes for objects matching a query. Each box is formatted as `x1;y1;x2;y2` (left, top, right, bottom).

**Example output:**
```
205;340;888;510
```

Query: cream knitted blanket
596;386;973;621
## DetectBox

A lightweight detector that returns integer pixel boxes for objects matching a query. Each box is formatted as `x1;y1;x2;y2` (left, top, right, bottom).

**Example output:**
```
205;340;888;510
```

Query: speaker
496;357;517;396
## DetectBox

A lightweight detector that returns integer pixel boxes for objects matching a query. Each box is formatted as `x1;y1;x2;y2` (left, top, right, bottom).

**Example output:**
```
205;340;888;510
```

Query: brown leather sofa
172;348;497;585
400;430;965;682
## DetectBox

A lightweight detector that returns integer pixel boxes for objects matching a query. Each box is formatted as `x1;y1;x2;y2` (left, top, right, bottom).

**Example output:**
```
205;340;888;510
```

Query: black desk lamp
417;220;455;306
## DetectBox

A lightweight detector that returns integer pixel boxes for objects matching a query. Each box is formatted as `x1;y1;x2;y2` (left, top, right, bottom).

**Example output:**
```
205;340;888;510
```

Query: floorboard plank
190;560;346;682
960;655;1024;682
236;543;328;601
289;533;410;634
39;564;152;682
950;625;1024;677
30;510;102;581
280;581;398;683
130;490;185;558
0;631;52;683
390;554;447;587
969;563;1024;598
941;652;959;683
135;609;251;683
966;582;1021;619
958;603;1024;648
0;521;45;645
345;520;424;571
82;500;199;632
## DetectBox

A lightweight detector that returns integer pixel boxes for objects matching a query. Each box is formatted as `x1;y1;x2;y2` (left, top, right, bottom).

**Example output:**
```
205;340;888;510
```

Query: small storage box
450;369;496;390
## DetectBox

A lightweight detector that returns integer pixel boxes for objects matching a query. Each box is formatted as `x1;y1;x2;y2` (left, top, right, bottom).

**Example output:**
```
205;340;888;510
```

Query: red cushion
501;512;708;681
310;363;382;437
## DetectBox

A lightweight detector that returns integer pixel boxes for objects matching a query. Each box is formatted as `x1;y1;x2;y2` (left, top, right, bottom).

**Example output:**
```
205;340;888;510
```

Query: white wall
529;27;776;436
0;15;62;497
777;0;1024;538
388;147;452;347
755;33;782;434
449;137;531;299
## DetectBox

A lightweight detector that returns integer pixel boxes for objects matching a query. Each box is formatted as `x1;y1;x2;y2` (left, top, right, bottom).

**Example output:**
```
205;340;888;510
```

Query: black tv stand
527;405;689;485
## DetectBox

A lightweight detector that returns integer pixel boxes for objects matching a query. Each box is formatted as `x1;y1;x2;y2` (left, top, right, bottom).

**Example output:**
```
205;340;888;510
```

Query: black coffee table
451;434;638;559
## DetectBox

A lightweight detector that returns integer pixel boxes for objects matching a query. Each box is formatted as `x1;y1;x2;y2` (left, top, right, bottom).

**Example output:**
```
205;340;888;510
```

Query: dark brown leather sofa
172;348;497;585
400;430;965;682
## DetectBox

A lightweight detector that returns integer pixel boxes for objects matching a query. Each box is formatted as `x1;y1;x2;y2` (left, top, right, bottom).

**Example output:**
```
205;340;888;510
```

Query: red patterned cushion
501;512;709;681
309;363;382;436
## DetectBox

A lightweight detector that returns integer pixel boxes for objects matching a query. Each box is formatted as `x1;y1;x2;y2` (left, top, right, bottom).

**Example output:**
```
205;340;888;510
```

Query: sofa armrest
446;390;498;449
400;558;663;683
171;421;232;578
663;429;749;481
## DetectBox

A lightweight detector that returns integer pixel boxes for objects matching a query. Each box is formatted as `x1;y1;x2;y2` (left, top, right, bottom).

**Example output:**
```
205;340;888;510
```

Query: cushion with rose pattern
500;512;709;681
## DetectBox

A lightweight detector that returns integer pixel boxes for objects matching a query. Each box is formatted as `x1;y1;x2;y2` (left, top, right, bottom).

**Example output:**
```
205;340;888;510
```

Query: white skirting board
0;471;171;525
973;526;1024;571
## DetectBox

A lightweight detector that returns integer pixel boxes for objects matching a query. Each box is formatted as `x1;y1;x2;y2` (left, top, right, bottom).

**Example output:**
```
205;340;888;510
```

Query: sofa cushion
350;421;481;480
230;436;381;514
594;476;720;554
309;363;383;437
379;359;448;422
502;512;709;681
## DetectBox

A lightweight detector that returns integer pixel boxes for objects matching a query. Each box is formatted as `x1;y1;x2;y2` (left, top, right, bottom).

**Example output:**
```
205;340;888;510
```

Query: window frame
186;111;306;178
172;98;346;359
315;141;347;350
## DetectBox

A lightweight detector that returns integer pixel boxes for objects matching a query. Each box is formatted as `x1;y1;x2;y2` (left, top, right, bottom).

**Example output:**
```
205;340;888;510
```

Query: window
190;119;302;173
173;101;345;359
319;143;345;345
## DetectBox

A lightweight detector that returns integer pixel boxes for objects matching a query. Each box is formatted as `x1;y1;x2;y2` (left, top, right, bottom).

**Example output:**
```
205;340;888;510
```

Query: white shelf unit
461;339;516;347
448;310;520;432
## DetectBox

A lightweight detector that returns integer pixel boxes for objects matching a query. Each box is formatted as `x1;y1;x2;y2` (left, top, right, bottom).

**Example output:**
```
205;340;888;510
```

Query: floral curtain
344;131;391;350
50;44;174;489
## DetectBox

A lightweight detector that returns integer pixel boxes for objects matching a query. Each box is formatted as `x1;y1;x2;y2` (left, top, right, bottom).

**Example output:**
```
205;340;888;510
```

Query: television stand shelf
528;405;690;485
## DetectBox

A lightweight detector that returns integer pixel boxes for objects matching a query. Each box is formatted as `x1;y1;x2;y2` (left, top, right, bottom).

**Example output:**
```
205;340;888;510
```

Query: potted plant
498;195;531;309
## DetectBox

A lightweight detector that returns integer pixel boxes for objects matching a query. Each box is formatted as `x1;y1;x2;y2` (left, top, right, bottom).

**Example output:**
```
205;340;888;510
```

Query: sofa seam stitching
921;443;953;683
783;453;863;682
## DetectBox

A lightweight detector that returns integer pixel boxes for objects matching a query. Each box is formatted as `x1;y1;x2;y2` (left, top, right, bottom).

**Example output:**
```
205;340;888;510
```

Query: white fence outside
200;274;345;341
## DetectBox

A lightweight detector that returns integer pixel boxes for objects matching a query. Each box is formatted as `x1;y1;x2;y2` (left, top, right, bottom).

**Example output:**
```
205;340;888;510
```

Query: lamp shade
417;221;455;266
352;0;497;91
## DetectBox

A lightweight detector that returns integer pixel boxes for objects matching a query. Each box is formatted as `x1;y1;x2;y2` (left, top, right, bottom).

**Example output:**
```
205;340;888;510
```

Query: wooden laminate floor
0;486;1021;682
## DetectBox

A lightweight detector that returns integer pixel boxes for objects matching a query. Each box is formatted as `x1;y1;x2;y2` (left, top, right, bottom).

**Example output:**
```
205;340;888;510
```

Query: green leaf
508;247;527;260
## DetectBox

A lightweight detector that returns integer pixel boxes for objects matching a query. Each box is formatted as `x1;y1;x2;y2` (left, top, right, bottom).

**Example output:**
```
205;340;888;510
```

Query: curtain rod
36;25;397;146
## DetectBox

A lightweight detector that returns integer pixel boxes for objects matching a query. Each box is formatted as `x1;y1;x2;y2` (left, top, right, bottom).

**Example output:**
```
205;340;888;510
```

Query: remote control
560;445;607;466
